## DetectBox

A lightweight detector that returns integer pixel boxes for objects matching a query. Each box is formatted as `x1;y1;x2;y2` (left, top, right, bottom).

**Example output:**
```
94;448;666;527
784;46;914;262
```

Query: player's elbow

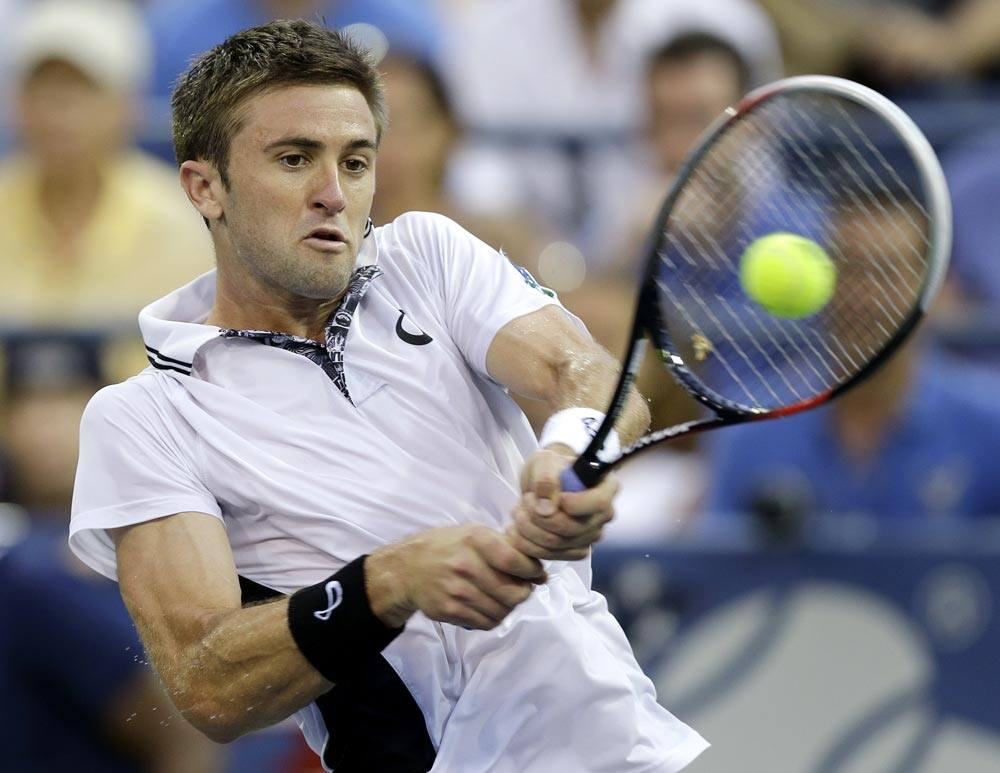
183;706;246;744
177;694;251;744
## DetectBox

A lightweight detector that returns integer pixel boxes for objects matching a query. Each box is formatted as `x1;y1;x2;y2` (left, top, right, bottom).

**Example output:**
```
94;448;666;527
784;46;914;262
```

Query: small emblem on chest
395;310;434;346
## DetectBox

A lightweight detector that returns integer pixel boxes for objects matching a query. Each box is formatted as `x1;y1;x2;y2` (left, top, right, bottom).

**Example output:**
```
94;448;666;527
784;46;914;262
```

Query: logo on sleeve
516;266;556;298
395;310;433;346
314;580;344;621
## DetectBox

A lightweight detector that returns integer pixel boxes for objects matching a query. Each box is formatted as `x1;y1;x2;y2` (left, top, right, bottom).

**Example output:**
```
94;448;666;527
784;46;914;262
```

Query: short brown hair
171;20;387;186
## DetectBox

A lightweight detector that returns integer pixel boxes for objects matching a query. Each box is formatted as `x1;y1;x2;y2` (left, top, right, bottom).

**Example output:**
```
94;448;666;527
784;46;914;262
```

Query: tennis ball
739;232;836;319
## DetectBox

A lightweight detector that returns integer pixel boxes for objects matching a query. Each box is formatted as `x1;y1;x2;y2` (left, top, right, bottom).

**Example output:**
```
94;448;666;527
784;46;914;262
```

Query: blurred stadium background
1;1;999;771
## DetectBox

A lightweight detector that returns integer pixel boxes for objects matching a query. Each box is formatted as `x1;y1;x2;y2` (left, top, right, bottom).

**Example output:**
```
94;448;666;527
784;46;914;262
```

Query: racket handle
560;466;588;492
561;455;606;491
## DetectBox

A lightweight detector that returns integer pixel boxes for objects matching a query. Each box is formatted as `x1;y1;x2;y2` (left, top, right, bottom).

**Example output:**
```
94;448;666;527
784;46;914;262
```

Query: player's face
217;84;377;300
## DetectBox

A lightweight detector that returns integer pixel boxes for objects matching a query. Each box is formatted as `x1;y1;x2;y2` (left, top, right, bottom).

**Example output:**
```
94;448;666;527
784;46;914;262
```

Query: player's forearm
546;346;650;446
157;599;330;742
487;305;650;444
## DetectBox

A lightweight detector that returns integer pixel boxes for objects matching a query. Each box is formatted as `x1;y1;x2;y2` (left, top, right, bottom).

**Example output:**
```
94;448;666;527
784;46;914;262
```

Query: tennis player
70;21;707;772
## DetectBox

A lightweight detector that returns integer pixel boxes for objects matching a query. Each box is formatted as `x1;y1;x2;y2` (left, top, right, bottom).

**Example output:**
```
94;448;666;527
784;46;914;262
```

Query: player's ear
179;160;225;223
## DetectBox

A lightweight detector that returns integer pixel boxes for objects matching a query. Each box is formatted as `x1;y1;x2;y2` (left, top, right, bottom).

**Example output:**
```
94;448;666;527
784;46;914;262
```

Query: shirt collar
139;219;379;373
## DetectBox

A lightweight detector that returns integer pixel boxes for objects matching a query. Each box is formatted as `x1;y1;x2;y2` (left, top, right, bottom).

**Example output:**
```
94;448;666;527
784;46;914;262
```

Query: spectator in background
441;0;781;272
0;0;24;155
146;0;442;100
0;0;213;327
941;130;1000;307
590;34;755;543
0;332;222;772
372;54;550;277
866;0;1000;82
610;32;751;275
704;199;1000;524
757;0;1000;89
643;34;750;183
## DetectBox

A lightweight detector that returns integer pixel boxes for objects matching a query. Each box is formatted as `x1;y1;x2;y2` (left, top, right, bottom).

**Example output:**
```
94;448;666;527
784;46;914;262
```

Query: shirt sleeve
390;212;584;379
70;381;223;581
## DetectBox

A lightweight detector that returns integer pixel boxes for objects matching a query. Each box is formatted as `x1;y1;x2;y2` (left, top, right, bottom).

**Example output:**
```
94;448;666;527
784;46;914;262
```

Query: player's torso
142;252;531;592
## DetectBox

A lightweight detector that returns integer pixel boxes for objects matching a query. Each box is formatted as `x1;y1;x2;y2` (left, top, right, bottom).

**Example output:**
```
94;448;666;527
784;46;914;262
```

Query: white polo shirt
70;212;560;585
70;211;707;772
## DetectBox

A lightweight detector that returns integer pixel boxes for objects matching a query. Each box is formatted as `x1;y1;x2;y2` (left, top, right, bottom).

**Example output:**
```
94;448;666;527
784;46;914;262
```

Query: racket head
640;74;951;421
567;76;951;490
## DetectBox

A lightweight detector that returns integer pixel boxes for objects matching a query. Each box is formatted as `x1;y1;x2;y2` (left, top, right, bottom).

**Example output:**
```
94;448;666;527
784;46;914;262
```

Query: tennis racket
562;75;951;491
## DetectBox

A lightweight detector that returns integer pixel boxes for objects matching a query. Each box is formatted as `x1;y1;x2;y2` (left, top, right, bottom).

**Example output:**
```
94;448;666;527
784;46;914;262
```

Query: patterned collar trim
139;219;379;372
220;264;383;405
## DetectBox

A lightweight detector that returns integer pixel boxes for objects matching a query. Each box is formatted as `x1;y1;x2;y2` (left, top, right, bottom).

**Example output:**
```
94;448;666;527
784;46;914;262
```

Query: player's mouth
303;227;348;253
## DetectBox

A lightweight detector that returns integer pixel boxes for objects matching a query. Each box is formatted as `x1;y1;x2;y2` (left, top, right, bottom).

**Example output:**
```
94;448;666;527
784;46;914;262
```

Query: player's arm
114;511;544;743
114;512;327;742
486;304;650;560
486;303;649;445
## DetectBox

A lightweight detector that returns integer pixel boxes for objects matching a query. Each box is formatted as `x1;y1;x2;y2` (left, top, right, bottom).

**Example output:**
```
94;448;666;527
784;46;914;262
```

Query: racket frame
568;75;952;489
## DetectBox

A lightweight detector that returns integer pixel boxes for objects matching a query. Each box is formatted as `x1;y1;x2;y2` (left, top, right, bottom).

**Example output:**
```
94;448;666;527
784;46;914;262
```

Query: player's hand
506;446;618;561
366;525;547;631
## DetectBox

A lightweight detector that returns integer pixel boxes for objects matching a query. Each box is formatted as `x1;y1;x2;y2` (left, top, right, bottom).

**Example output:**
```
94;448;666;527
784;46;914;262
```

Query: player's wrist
365;544;418;628
539;407;621;462
287;555;405;683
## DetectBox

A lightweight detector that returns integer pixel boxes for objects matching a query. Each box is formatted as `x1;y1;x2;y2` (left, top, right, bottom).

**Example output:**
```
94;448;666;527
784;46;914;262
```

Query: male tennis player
70;21;707;772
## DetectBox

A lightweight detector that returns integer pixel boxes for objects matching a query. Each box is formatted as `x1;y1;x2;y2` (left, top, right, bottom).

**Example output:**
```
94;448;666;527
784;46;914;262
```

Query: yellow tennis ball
739;232;836;319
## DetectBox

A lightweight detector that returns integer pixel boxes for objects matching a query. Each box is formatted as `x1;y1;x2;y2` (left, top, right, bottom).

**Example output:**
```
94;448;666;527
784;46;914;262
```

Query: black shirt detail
237;574;436;772
220;265;382;405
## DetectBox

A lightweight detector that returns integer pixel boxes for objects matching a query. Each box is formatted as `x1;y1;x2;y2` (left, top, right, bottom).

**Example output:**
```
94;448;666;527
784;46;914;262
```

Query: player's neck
206;262;343;342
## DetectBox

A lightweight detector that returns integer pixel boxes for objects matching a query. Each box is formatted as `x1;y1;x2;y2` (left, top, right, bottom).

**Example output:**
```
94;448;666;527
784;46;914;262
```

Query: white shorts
297;567;708;772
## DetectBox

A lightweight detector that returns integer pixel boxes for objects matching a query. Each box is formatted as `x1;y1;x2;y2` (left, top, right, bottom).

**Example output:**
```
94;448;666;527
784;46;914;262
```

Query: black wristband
287;555;403;683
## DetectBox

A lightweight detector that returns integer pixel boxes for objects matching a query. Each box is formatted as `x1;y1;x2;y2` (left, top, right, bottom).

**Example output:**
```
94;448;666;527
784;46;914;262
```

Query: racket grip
560;466;588;492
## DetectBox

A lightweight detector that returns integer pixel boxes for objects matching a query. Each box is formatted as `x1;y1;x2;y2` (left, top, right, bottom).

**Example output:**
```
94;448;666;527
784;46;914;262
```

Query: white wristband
538;408;621;463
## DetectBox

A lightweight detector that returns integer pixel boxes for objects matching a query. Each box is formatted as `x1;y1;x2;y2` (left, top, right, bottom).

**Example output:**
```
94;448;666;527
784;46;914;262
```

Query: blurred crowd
2;0;1000;769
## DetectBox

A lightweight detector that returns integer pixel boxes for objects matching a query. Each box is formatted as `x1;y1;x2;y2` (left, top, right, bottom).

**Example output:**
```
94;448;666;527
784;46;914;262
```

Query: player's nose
310;167;346;214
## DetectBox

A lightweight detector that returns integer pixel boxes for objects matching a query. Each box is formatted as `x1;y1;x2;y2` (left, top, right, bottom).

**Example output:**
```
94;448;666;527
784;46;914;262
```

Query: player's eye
279;154;308;169
343;158;369;174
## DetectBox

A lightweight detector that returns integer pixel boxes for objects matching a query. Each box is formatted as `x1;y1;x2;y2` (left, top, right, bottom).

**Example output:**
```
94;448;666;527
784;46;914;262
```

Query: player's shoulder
81;373;168;430
372;212;486;289
376;210;471;250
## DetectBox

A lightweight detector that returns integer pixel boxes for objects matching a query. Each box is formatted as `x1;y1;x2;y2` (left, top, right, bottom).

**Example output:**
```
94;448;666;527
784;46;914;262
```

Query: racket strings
827;97;932;246
663;184;840;403
774;114;921;310
748;104;922;327
747;118;912;365
671;148;855;397
686;126;882;381
659;171;832;402
655;89;933;412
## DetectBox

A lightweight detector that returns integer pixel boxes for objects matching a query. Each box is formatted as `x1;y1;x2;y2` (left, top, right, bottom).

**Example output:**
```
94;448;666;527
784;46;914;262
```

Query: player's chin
281;261;354;299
